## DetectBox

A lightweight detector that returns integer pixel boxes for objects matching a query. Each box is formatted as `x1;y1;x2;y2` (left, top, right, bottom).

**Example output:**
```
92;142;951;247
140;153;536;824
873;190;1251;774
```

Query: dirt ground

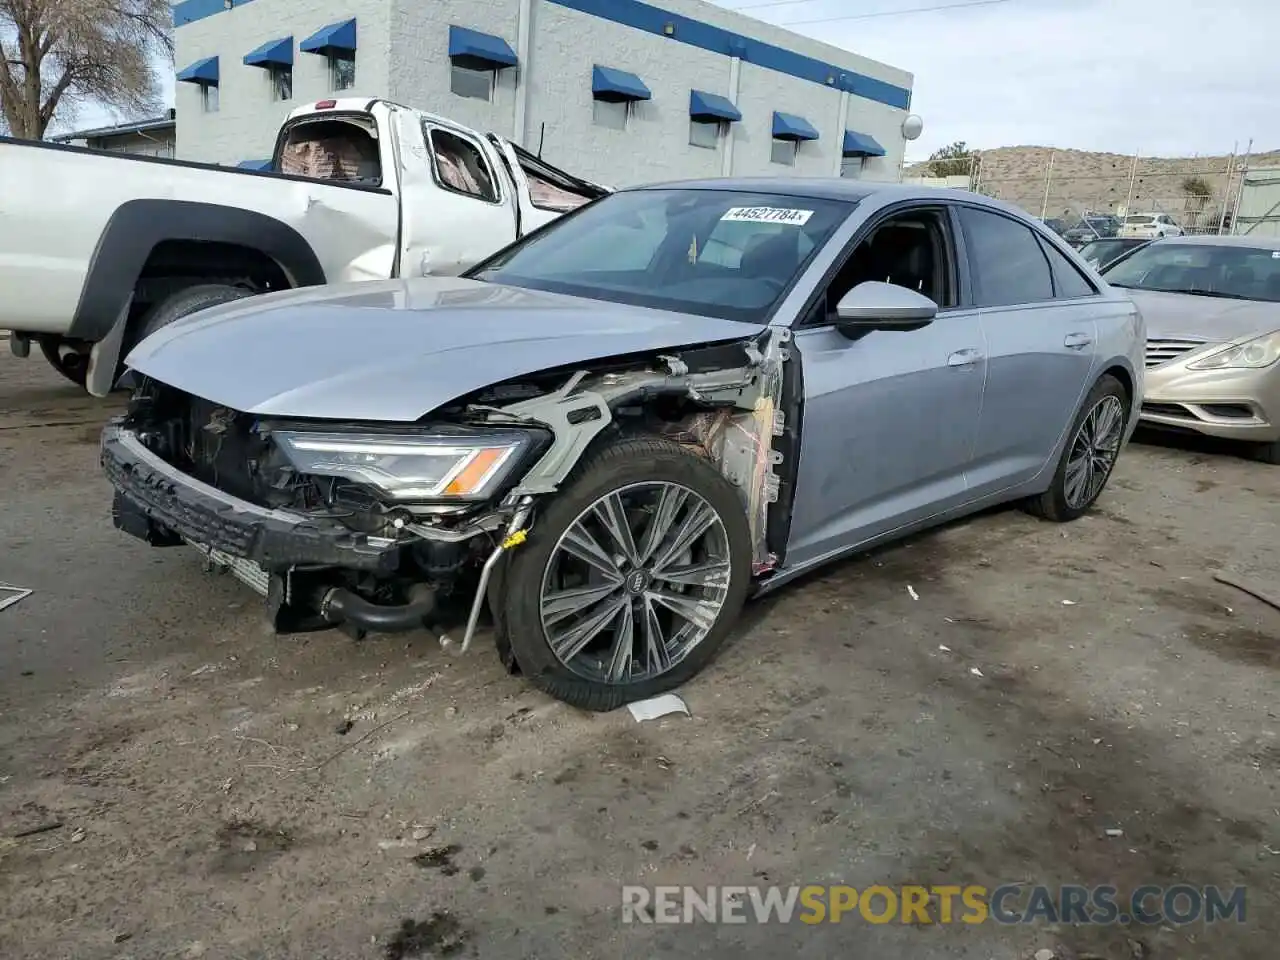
1;350;1277;960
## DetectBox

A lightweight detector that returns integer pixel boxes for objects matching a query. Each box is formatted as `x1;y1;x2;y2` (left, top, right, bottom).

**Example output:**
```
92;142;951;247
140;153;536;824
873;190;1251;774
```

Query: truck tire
133;283;252;346
499;437;753;712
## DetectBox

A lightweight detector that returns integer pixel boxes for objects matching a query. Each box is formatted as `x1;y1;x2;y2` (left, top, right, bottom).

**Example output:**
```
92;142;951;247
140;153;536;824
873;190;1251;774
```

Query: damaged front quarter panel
468;327;793;574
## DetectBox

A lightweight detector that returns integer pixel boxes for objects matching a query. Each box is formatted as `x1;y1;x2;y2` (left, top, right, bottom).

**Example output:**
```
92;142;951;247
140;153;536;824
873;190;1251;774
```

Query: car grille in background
1144;338;1206;368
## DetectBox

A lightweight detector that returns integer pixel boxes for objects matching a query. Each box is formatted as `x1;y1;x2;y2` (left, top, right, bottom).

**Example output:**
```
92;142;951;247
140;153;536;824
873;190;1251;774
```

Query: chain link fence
901;144;1274;239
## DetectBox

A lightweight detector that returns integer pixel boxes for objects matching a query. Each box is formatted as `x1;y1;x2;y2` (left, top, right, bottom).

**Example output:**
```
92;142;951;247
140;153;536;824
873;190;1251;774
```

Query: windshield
470;189;854;322
1124;215;1154;224
1101;242;1280;301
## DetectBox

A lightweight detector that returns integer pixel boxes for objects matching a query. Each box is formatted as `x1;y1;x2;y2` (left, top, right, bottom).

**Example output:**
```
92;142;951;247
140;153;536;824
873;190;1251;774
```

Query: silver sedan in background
102;181;1145;710
1101;235;1280;463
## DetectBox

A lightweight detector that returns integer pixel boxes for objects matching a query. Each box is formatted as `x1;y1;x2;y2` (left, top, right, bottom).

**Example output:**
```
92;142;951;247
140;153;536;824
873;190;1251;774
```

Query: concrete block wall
173;0;394;164
172;0;915;182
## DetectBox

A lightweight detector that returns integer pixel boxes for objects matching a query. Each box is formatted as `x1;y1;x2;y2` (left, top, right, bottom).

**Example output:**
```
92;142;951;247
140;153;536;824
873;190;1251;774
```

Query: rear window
1125;215;1154;224
276;116;381;184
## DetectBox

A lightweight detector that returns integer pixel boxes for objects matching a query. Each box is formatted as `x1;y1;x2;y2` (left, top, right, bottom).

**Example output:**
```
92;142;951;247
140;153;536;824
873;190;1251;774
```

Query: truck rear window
277;117;381;184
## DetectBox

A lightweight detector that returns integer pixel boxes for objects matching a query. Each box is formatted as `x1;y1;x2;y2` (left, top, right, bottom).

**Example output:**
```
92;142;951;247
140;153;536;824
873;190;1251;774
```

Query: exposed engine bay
104;325;795;647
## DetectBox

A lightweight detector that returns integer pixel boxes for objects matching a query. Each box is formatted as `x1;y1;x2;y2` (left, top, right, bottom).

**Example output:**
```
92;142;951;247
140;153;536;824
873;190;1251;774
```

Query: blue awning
176;56;219;86
237;159;273;171
448;25;517;69
689;89;741;123
772;111;819;142
843;129;886;157
592;65;651;103
244;37;293;68
300;19;356;56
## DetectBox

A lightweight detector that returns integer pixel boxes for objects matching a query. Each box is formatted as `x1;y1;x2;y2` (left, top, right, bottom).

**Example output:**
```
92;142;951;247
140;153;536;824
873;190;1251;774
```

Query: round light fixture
902;114;924;141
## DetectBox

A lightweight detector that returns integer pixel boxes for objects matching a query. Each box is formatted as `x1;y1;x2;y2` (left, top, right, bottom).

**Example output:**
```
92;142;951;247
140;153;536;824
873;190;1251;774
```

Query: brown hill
907;145;1280;227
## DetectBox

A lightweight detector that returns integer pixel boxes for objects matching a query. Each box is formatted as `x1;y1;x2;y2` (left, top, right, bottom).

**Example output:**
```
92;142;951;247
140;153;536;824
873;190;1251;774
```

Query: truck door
393;111;520;277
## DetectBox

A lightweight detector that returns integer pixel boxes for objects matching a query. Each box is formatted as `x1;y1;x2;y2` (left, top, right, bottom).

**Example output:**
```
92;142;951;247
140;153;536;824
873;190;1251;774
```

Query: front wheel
501;438;753;711
1025;374;1129;522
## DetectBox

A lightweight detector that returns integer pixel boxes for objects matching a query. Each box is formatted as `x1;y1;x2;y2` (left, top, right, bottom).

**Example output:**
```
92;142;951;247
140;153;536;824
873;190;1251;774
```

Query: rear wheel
1025;374;1128;522
1250;439;1280;465
132;283;252;346
501;438;752;712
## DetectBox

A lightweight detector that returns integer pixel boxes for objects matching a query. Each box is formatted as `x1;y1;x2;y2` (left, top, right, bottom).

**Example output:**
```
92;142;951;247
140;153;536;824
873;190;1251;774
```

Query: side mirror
834;281;938;338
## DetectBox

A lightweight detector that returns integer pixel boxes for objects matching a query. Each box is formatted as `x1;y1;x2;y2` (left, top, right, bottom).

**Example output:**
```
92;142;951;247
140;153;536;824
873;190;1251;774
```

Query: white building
171;0;918;186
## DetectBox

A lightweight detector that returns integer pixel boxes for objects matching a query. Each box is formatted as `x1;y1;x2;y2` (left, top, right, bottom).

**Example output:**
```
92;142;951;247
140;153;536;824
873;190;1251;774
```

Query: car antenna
536;122;545;159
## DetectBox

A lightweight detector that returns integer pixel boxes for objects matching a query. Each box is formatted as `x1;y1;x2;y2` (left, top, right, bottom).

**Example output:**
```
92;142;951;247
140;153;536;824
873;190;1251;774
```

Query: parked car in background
1063;215;1120;247
1100;235;1280;463
1;97;608;396
102;181;1144;709
1041;217;1069;236
1078;237;1151;271
1119;212;1183;239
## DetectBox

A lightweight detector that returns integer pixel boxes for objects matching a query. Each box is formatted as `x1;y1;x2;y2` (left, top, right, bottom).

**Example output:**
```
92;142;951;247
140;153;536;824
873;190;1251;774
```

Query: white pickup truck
0;97;608;394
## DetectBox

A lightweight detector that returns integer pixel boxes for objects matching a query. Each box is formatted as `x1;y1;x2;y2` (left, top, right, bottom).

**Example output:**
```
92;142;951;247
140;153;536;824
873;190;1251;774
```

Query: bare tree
0;0;172;140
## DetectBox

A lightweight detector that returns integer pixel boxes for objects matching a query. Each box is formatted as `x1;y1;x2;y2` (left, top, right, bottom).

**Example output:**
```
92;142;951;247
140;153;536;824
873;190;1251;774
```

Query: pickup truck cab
0;97;608;394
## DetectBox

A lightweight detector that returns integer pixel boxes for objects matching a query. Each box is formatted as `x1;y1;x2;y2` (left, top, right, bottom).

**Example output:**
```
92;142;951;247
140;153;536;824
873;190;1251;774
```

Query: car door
783;203;987;570
395;114;520;277
956;205;1100;496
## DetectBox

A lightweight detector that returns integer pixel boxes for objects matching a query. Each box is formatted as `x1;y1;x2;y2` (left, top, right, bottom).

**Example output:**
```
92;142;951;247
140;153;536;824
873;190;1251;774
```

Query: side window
818;208;956;321
426;127;499;203
959;207;1053;307
1038;238;1098;299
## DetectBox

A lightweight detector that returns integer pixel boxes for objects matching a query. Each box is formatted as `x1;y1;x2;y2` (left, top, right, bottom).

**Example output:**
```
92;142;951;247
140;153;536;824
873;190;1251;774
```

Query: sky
62;0;1279;159
710;0;1280;160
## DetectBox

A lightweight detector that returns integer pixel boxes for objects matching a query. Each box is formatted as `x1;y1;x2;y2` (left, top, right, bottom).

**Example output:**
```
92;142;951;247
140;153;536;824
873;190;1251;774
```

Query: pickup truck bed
1;97;607;394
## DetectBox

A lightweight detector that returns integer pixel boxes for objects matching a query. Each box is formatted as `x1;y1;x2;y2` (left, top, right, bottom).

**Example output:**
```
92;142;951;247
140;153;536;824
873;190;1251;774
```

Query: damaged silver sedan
101;180;1145;710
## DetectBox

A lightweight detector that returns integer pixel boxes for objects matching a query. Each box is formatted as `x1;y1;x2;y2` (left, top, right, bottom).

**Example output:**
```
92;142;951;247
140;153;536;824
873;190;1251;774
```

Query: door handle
947;348;982;367
1064;332;1094;350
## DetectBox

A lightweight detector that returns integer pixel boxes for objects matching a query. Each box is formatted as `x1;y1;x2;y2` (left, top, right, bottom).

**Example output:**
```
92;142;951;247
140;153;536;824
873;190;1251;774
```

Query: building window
840;157;864;179
593;99;629;131
202;85;220;114
271;65;293;102
450;63;493;101
689;119;721;150
330;54;355;91
770;140;796;166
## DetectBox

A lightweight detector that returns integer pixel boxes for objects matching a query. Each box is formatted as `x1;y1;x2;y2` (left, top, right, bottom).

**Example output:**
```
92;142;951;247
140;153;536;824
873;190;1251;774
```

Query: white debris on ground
627;693;690;722
0;583;32;612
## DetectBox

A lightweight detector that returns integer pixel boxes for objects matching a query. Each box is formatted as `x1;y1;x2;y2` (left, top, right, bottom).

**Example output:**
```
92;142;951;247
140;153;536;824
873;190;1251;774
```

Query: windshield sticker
720;206;814;225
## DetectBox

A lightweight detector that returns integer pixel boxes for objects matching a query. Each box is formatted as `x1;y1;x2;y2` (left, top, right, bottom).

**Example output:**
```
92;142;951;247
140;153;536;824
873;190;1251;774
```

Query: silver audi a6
102;180;1145;710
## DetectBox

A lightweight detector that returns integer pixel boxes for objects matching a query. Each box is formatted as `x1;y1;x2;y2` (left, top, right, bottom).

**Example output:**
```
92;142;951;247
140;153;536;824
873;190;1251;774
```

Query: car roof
628;177;1030;216
1152;234;1280;251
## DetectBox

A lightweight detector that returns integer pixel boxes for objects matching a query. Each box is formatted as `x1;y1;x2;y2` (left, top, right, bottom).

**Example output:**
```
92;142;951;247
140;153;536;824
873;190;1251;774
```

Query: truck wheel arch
68;199;327;343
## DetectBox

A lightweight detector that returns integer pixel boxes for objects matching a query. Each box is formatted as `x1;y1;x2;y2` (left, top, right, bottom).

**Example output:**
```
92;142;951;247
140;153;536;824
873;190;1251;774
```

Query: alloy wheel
1064;395;1125;509
538;482;733;685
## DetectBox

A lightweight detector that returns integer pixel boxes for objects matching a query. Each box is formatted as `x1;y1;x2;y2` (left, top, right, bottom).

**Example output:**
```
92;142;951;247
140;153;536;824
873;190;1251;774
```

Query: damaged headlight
273;430;532;501
1188;330;1280;370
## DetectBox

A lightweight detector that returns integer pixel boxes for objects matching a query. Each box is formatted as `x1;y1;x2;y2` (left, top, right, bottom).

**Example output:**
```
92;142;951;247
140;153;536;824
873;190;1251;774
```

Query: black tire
1024;374;1129;522
501;437;753;712
1250;440;1280;465
132;283;252;347
38;337;89;387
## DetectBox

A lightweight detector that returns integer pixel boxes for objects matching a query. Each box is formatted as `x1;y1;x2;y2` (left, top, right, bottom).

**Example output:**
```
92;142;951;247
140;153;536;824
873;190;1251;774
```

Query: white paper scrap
627;693;690;722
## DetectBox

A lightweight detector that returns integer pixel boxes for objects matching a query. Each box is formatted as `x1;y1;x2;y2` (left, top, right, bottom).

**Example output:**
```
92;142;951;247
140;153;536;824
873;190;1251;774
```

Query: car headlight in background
1187;330;1280;370
273;430;532;501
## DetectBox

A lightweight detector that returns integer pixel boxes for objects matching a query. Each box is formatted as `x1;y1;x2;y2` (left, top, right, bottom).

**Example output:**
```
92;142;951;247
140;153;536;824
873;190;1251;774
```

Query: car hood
124;277;757;421
1121;288;1280;343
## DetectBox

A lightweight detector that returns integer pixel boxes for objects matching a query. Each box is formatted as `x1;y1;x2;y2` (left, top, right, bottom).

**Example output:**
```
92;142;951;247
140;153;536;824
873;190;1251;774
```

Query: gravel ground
1;351;1277;960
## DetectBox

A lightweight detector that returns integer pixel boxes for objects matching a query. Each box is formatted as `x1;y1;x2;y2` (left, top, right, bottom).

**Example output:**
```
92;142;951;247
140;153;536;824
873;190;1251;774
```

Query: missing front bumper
101;422;403;573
